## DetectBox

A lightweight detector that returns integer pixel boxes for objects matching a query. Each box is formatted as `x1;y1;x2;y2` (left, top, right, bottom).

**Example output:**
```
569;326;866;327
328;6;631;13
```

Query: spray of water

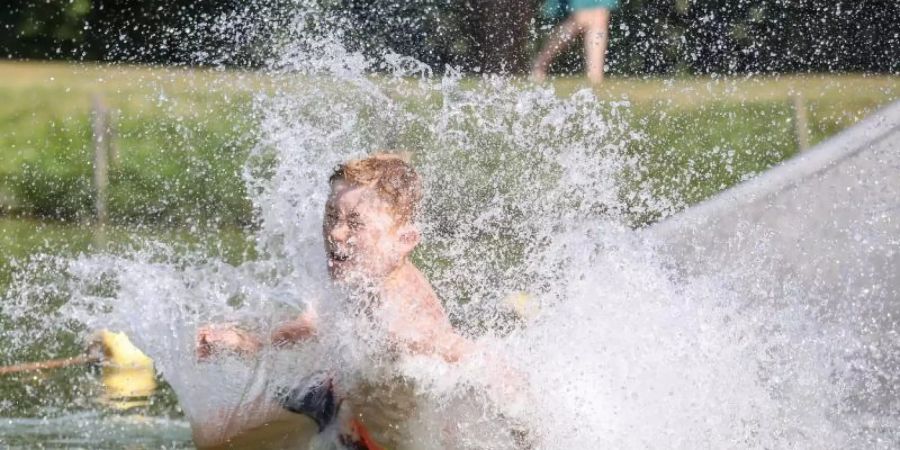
1;3;893;449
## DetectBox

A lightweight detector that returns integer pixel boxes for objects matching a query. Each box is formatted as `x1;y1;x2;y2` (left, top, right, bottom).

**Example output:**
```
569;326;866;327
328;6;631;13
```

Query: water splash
2;3;894;449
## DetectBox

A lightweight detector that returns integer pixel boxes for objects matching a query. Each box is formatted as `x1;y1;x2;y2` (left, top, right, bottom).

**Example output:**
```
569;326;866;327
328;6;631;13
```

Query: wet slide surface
649;100;900;424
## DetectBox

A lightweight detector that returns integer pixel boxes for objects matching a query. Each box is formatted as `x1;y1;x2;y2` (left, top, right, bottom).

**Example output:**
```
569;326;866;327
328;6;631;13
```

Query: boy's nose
328;223;349;243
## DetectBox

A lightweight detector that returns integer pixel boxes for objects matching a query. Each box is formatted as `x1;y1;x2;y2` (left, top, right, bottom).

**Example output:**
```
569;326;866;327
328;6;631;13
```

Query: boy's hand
271;311;318;347
196;323;263;360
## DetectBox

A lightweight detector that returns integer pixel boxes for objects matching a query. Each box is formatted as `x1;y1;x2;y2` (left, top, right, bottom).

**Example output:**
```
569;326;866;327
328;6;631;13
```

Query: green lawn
0;61;897;227
0;62;260;225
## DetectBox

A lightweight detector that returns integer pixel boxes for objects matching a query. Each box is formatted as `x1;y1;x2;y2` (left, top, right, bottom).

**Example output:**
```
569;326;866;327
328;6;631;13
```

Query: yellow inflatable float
96;330;156;410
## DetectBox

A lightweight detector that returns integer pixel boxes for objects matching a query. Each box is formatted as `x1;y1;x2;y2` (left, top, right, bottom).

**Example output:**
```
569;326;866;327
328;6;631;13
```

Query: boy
196;154;528;449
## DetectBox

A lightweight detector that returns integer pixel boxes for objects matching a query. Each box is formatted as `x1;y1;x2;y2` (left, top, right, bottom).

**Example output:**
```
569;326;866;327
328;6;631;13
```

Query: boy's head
323;153;423;281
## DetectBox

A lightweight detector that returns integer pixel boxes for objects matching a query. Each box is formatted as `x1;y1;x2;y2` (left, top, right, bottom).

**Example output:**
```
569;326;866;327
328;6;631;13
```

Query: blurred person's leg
531;17;582;82
575;8;611;84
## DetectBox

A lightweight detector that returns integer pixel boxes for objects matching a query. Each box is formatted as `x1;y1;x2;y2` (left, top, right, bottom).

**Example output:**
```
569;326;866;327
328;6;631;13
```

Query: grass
1;62;898;223
1;61;896;227
575;74;900;207
0;62;262;225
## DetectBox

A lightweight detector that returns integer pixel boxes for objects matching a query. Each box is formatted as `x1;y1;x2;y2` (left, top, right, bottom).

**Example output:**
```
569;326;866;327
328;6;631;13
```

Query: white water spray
1;4;894;449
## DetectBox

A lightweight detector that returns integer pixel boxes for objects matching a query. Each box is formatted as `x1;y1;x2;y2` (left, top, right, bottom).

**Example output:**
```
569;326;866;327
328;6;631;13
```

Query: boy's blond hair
330;153;423;224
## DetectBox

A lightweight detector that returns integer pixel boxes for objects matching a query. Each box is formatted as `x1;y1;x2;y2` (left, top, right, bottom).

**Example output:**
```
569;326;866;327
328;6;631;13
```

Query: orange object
347;418;385;450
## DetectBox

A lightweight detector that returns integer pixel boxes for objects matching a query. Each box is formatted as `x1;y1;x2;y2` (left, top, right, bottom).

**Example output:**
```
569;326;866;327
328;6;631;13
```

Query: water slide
648;99;900;418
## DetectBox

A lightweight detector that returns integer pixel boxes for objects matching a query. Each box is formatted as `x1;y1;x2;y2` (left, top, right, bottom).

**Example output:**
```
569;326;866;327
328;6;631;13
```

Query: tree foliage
1;0;897;74
607;0;900;74
1;0;92;59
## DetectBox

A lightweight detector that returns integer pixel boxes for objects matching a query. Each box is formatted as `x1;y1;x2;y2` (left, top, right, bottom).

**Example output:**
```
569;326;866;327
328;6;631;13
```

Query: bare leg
531;17;582;82
576;9;611;84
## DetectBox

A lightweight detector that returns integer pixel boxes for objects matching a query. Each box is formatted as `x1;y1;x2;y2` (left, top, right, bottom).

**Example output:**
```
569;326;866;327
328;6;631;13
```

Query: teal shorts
542;0;619;18
570;0;619;11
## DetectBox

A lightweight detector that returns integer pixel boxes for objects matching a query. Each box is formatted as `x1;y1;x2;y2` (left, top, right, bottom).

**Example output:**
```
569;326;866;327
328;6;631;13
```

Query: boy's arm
196;323;262;359
271;310;317;347
196;311;317;359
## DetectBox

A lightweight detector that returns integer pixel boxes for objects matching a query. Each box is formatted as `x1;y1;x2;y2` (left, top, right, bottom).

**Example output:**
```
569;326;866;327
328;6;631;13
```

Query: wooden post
792;92;811;151
91;95;110;226
107;109;120;168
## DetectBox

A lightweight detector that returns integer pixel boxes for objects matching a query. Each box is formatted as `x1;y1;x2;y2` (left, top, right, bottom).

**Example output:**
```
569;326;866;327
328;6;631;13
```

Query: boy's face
323;180;418;282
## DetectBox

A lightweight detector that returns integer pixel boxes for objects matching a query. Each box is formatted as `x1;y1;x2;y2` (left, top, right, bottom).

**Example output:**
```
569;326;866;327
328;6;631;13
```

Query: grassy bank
0;62;260;225
1;61;898;226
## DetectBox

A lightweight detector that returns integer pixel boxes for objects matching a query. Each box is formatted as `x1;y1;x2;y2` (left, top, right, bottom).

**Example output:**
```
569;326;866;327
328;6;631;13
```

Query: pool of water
0;413;192;449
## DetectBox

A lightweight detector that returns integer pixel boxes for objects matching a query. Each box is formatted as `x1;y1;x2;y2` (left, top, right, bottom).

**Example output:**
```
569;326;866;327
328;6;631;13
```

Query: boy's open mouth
328;249;351;263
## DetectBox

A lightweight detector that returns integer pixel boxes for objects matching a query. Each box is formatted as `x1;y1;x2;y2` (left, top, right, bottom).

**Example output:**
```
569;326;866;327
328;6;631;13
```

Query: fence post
91;95;110;227
792;92;811;151
108;109;119;168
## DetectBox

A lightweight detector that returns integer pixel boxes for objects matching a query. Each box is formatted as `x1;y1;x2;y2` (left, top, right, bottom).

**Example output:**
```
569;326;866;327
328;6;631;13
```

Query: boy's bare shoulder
385;264;449;322
382;265;474;362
